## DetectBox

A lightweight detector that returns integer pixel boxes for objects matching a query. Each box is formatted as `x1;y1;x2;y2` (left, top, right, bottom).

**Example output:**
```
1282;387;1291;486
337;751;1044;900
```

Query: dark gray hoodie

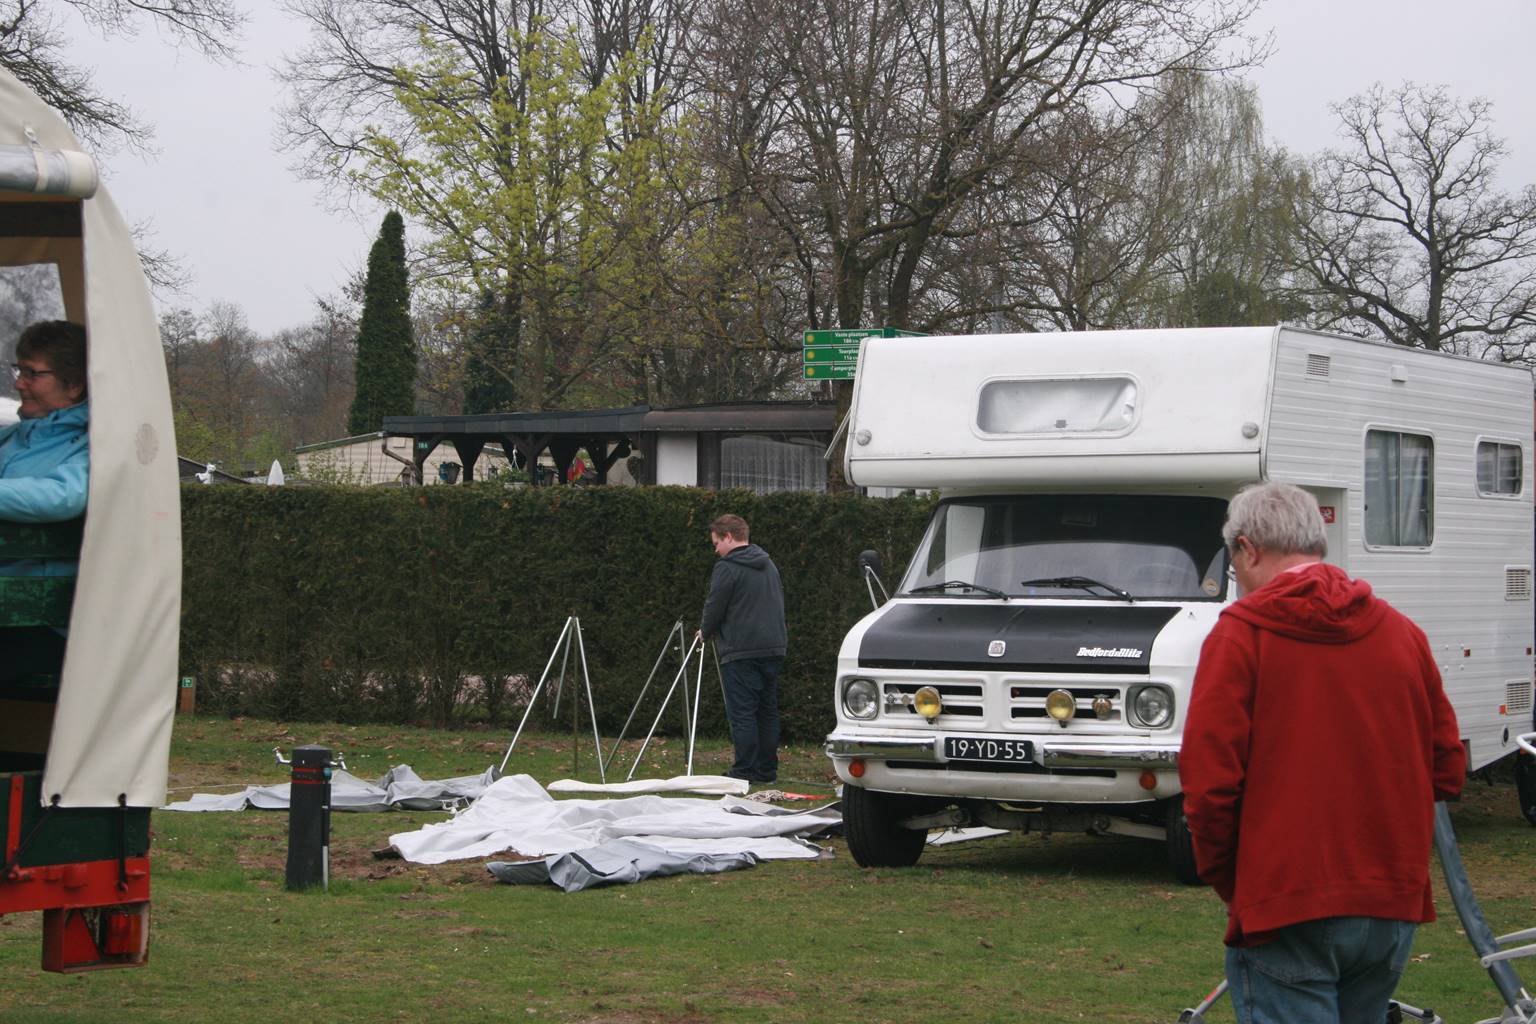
700;543;787;664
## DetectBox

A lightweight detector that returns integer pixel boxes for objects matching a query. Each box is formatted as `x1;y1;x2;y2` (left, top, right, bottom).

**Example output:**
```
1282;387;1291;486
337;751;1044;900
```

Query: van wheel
1166;798;1204;886
1517;752;1536;826
843;785;928;867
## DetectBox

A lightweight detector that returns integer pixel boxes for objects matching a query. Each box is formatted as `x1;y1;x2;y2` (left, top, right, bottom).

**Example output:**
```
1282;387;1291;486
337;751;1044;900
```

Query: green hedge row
180;484;932;743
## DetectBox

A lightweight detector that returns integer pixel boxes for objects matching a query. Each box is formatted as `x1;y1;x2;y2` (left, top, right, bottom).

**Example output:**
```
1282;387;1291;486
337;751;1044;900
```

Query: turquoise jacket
0;402;89;577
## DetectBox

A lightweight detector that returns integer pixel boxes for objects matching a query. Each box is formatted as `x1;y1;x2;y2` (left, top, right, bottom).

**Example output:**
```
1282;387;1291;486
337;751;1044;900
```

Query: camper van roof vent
1507;679;1533;714
1505;566;1532;601
1305;353;1331;380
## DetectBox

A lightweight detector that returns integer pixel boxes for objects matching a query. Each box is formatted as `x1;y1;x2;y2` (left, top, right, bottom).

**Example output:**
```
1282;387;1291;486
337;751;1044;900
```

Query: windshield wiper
905;580;1009;600
1020;576;1135;602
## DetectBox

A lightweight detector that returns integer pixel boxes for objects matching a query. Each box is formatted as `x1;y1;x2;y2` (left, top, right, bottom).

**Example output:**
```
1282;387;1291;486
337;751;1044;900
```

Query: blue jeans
1226;917;1417;1024
720;658;781;781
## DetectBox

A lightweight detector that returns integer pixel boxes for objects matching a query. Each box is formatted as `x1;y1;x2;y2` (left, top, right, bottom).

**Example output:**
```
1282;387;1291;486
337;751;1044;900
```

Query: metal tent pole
573;617;606;784
550;619;572;720
498;616;574;774
602;621;685;776
686;637;706;777
627;633;703;781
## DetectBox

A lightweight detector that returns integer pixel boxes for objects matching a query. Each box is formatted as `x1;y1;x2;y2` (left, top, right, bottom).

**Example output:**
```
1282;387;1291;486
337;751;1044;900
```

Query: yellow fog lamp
1045;689;1077;727
913;686;943;722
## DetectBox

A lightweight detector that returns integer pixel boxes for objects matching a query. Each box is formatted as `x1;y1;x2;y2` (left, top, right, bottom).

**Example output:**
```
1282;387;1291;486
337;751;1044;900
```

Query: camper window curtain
720;435;826;493
1365;429;1434;547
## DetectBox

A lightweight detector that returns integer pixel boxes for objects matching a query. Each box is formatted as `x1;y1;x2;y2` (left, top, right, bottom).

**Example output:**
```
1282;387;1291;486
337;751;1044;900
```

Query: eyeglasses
10;364;56;382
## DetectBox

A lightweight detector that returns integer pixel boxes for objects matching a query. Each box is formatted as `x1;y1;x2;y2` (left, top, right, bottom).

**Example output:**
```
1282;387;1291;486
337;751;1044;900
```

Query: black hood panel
859;602;1180;673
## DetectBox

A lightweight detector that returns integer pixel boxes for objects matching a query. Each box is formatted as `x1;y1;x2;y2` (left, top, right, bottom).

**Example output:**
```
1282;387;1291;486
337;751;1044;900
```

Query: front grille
886;760;1115;778
884;681;984;719
1009;684;1124;722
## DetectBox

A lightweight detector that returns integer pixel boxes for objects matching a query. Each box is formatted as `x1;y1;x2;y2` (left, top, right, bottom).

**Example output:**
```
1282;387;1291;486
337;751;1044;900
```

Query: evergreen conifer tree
347;211;416;434
462;290;518;415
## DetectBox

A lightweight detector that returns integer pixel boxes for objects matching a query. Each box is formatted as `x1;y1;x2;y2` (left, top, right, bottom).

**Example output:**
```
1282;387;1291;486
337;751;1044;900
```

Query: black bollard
285;745;332;891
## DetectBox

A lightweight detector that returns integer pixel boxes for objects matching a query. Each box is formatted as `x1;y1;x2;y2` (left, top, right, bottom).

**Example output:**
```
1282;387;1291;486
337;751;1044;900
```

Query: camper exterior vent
1305;353;1331;380
1506;566;1533;601
1508;680;1534;714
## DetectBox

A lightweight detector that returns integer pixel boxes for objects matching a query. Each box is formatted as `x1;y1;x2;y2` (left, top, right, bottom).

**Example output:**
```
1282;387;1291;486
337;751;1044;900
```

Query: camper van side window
1475;441;1523;497
1364;430;1434;548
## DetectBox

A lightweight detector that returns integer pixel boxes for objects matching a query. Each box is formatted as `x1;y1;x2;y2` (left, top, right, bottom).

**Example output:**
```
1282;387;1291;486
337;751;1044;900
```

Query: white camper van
825;326;1534;880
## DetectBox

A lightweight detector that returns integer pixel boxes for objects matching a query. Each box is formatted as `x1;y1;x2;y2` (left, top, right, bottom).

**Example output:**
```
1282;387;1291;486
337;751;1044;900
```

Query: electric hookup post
278;745;337;892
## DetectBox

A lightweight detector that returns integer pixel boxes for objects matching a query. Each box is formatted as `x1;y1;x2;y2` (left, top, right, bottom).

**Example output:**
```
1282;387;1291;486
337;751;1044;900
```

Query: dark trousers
720;657;782;782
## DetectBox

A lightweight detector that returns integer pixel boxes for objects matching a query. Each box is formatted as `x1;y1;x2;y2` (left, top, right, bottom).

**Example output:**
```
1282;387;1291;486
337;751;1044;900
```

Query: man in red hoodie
1180;482;1465;1024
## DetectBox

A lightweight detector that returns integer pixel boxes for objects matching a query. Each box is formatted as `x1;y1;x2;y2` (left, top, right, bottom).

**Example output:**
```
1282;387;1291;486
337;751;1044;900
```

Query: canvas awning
0;68;180;809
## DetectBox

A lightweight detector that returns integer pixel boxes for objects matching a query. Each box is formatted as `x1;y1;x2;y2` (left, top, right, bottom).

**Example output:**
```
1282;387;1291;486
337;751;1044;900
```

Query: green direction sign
803;344;862;363
801;327;925;380
804;328;883;346
804;362;857;380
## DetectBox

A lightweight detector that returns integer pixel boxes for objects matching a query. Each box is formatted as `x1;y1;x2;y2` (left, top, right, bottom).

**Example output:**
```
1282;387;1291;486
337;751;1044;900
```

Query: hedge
180;484;933;743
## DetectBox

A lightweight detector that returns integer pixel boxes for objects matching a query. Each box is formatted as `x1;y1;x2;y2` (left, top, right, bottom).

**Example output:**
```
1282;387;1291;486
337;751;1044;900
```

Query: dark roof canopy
383;401;835;437
380;401;837;486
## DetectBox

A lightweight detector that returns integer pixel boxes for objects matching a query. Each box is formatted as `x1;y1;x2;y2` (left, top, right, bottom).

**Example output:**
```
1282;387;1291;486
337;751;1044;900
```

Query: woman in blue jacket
1;320;88;546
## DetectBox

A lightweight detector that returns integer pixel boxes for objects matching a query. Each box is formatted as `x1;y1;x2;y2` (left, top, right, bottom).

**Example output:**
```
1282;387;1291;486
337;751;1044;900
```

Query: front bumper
824;734;1179;770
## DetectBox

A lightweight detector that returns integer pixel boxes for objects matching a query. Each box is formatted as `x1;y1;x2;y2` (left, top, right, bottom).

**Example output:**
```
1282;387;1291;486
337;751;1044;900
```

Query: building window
1364;429;1434;547
720;434;826;493
1476;440;1523;497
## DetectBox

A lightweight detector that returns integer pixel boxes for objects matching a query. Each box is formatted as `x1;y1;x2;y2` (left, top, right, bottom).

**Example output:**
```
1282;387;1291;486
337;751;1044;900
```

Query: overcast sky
63;0;1536;336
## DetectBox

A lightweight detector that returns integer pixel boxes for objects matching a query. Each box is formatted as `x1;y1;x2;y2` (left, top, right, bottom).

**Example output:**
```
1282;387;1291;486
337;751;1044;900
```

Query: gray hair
1222;482;1327;558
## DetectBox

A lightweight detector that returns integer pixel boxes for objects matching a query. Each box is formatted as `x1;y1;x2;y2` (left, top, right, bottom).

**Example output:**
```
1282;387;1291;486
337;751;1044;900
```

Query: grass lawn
2;715;1531;1023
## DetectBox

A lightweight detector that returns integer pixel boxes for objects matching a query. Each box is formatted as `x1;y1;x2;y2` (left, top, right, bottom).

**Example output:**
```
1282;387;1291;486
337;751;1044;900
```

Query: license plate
943;736;1034;763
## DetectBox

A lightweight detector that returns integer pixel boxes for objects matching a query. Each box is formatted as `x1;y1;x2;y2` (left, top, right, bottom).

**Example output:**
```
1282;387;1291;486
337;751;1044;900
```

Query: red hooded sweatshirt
1179;562;1465;946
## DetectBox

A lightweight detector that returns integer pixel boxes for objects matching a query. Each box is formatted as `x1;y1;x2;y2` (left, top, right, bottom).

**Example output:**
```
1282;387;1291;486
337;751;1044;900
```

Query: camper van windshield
899;495;1229;601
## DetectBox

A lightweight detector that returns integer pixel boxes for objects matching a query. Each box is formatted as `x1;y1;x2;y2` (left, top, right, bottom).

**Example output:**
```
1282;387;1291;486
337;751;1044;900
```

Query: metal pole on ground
283;745;332;892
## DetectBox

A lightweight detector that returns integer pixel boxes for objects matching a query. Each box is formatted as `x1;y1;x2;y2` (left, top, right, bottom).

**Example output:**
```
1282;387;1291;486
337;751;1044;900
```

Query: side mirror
857;549;883;578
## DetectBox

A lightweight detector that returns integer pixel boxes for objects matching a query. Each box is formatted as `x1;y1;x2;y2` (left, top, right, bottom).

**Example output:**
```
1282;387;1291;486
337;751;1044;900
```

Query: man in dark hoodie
1180;482;1464;1024
699;514;787;783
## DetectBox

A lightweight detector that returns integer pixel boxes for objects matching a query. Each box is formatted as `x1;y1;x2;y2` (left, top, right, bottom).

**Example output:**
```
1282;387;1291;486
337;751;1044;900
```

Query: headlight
1045;688;1077;724
1130;685;1174;728
913;685;943;721
843;678;879;720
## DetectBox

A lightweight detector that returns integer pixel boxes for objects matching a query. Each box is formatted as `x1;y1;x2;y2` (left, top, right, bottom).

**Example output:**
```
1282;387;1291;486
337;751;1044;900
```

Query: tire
842;784;929;867
1517;751;1536;827
1166;797;1205;886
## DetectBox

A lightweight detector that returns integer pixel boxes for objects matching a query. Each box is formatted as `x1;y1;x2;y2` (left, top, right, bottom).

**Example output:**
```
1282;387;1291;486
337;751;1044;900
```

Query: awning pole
499;616;574;774
627;633;703;781
602;621;684;775
574;618;605;784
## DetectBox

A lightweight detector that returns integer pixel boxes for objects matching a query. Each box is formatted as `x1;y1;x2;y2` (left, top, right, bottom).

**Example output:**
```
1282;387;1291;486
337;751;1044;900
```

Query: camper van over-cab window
975;376;1138;435
1364;429;1434;547
1475;440;1523;497
901;495;1228;601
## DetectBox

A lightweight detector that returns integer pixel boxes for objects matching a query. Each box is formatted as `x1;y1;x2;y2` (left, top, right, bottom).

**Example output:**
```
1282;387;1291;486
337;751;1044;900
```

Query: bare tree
157;305;199;402
268;295;357;443
696;0;1262;334
0;0;244;152
1291;82;1536;356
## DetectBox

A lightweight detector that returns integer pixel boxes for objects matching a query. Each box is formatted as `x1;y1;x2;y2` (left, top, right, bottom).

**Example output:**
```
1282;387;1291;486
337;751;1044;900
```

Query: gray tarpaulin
487;838;763;892
388;774;839;865
161;764;498;813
